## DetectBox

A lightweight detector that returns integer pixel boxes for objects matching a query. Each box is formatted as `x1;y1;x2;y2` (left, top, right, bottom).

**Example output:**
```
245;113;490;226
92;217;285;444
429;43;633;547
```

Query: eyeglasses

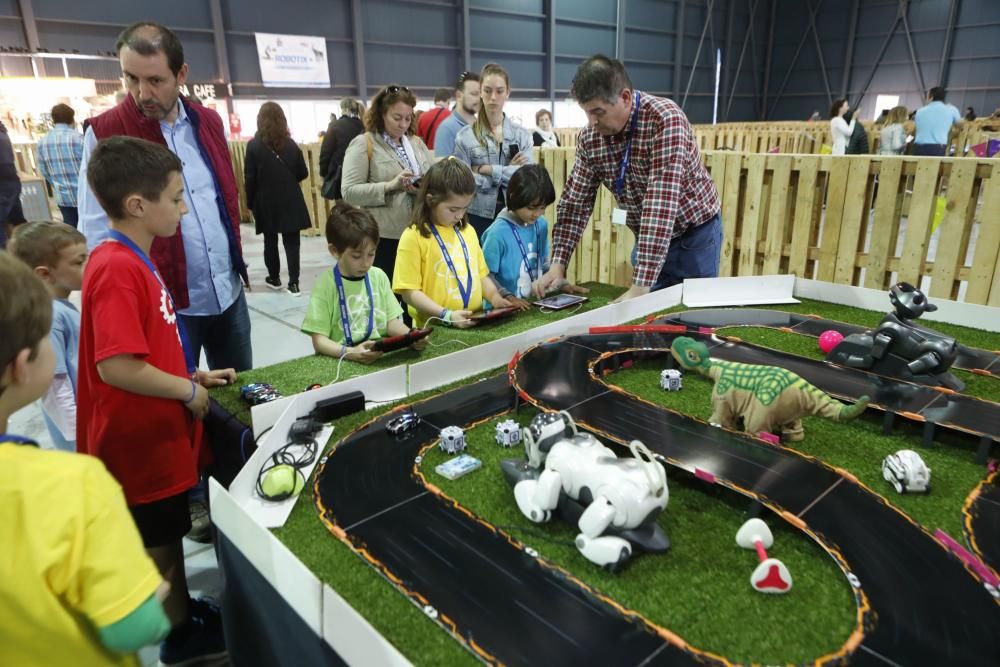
385;85;411;95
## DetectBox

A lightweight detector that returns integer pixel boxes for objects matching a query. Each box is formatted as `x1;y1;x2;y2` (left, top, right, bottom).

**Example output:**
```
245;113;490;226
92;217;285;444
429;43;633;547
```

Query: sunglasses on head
457;71;475;86
385;85;411;95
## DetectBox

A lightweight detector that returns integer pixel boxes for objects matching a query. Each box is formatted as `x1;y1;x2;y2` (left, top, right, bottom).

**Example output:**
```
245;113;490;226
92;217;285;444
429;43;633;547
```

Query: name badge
612;208;628;225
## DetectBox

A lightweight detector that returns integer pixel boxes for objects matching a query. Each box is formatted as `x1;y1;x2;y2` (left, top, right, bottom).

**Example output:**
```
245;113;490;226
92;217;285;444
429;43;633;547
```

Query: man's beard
461;100;479;116
138;93;178;120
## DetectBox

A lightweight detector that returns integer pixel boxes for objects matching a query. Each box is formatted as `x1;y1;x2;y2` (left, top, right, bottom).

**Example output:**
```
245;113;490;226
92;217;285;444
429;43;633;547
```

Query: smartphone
410;178;422;188
507;144;520;161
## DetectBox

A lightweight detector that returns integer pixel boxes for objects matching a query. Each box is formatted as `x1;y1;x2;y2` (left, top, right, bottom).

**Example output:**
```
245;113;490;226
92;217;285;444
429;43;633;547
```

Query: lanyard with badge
505;220;542;282
108;230;196;373
333;265;374;346
612;92;641;225
0;434;38;447
429;224;472;309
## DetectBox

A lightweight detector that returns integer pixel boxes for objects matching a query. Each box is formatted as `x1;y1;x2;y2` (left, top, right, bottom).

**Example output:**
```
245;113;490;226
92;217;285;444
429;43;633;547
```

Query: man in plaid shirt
36;104;84;228
537;55;721;301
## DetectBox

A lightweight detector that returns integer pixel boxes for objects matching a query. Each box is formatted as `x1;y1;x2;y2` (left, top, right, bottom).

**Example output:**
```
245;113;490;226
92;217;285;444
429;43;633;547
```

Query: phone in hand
507;144;520;161
410;178;422;189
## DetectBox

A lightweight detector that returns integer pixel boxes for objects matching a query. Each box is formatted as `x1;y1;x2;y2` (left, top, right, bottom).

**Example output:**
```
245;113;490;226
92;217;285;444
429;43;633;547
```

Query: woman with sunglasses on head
452;63;534;238
341;85;434;285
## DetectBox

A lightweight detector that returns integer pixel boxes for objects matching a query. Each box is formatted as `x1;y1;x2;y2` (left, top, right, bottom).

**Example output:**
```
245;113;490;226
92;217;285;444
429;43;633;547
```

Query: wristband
441;309;453;324
183;379;197;404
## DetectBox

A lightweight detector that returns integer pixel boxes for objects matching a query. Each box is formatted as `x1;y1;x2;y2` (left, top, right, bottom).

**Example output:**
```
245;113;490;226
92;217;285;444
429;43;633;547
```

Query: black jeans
913;144;946;157
263;232;301;283
58;206;79;228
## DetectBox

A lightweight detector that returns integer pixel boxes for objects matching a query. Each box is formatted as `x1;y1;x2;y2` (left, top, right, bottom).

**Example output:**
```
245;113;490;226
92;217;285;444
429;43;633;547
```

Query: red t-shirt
417;106;450;149
77;241;201;506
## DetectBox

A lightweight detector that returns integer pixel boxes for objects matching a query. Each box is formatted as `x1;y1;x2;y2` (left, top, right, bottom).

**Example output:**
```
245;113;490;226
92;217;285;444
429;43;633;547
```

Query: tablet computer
371;328;431;353
534;294;588;310
468;306;520;323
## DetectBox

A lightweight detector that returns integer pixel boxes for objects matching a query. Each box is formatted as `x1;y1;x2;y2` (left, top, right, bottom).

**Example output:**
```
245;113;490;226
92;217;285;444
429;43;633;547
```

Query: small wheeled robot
882;450;931;494
495;419;522;448
240;383;281;406
826;282;963;390
439;426;467;455
660;369;682;391
386;410;420;436
500;412;670;571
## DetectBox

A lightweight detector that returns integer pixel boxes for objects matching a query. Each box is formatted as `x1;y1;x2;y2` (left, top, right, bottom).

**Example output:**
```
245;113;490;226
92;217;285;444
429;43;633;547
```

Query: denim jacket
452;115;534;219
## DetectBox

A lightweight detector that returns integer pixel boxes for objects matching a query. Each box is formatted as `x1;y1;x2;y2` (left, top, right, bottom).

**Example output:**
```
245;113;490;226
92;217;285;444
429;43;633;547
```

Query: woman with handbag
244;102;311;295
341;85;433;283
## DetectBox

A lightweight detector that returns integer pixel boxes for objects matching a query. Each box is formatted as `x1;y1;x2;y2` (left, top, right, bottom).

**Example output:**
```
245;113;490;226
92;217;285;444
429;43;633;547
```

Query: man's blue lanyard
505;220;541;282
333;265;374;347
0;434;39;447
429;224;473;309
614;92;641;199
108;230;195;373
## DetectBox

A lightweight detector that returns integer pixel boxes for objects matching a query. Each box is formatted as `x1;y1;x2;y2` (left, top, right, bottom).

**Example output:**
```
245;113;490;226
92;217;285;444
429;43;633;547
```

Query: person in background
807;110;822;121
78;21;252;372
434;71;481;158
453;62;534;237
0;119;26;249
535;55;721;302
418;87;452;149
965;106;976;122
244;102;311;296
845;113;869;155
913;87;962;156
318;98;364;201
829;99;855;156
875;109;889;126
878;106;909;155
36;104;84;228
341;85;434;287
9;221;87;452
532;109;560;147
0;252;171;667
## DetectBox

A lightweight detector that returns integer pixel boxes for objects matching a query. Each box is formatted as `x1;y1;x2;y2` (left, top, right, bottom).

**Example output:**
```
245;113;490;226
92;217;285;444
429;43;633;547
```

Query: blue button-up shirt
36;124;84;207
78;103;240;316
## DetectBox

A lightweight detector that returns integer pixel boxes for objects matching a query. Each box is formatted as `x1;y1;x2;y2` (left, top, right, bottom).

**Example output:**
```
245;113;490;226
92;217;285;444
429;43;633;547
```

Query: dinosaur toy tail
839;395;870;421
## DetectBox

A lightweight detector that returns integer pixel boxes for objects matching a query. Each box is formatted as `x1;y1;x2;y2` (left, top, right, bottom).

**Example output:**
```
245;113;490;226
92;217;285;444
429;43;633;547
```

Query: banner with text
254;33;330;88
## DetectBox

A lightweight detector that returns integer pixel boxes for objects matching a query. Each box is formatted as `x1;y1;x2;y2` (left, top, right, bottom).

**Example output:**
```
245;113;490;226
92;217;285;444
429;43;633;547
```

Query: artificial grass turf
211;282;624;416
254;294;997;666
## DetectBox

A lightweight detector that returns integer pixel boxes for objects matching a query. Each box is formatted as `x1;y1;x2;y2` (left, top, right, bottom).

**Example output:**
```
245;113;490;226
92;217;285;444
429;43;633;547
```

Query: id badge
612;208;628;225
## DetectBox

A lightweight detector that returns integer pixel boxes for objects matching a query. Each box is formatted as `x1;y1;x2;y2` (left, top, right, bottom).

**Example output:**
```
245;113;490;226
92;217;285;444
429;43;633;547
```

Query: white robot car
512;411;669;571
882;449;931;494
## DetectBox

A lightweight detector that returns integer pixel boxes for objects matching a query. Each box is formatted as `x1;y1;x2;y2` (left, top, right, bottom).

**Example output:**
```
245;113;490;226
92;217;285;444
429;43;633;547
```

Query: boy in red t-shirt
78;135;234;666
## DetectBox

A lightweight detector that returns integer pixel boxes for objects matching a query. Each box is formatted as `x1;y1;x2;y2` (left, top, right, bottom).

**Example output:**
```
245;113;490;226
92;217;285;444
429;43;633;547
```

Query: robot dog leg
576;496;632;570
514;469;562;523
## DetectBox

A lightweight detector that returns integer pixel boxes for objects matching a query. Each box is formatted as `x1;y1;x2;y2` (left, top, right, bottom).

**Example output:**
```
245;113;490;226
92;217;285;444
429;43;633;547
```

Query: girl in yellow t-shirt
392;158;512;328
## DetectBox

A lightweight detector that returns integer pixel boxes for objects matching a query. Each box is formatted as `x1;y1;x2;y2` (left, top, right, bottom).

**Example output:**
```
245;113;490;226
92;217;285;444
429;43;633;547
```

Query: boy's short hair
0;253;52;382
325;201;380;252
506;164;556;211
10;221;86;270
434;87;452;104
51;104;75;125
87;136;182;220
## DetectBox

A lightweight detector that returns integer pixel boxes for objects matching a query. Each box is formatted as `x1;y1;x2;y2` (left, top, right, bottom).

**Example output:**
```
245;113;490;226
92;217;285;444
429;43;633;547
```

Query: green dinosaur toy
670;336;870;441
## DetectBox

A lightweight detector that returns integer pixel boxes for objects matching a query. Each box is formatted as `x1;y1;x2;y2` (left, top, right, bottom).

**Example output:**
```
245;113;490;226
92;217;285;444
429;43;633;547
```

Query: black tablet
534;294;588;310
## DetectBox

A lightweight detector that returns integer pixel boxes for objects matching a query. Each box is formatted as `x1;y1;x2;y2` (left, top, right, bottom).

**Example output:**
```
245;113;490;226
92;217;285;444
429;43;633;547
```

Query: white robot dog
501;411;670;571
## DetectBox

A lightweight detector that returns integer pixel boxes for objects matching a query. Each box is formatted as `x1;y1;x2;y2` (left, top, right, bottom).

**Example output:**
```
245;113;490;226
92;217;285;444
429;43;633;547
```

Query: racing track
314;322;1000;666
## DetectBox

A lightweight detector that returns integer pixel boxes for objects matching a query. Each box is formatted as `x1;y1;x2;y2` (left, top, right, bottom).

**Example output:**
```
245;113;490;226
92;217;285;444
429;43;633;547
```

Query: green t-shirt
302;266;403;344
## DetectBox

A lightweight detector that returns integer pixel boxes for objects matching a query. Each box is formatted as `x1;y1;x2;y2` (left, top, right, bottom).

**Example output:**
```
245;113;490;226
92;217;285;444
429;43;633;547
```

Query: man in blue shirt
36;105;84;228
434;71;481;158
913;87;963;157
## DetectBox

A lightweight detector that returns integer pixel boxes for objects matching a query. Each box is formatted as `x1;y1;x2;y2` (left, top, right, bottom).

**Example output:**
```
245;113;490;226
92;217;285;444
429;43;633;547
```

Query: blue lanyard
333;265;374;347
108;230;196;373
429;224;472;309
615;92;641;199
0;434;39;447
505;220;541;282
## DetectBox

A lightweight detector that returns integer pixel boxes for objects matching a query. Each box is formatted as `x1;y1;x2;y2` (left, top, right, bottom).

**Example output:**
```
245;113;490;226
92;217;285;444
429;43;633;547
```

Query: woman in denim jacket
452;63;534;237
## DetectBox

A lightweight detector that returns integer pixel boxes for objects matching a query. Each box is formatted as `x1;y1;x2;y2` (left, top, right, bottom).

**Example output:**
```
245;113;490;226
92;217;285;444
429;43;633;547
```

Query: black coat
244;136;312;235
318;115;364;198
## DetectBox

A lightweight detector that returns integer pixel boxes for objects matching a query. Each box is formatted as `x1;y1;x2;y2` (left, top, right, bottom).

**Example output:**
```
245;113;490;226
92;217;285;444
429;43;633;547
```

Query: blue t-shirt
42;299;80;452
914;101;961;145
481;210;549;299
434;110;469;158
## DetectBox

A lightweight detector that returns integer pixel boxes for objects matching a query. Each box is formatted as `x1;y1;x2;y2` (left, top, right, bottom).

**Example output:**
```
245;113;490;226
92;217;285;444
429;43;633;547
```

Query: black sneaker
287;282;301;297
158;604;227;667
264;276;282;291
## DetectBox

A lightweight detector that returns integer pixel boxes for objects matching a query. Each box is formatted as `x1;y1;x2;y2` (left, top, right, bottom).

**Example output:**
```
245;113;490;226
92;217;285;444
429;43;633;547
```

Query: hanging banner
254;33;330;88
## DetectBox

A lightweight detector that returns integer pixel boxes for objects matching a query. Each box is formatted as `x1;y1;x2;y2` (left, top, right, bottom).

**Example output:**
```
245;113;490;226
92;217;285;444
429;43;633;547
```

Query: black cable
255;437;317;502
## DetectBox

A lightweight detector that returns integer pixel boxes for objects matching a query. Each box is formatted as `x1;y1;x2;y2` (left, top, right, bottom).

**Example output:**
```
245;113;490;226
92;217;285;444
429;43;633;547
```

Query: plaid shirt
553;91;720;287
36;124;84;207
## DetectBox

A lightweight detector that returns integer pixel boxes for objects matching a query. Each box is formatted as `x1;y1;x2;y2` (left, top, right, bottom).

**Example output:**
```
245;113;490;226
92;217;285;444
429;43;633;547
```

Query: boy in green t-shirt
303;201;428;363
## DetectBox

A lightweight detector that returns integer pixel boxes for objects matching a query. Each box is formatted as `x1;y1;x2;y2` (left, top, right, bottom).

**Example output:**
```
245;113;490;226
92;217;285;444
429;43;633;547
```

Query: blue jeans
632;214;723;291
179;289;253;371
913;144;946;157
58;206;79;228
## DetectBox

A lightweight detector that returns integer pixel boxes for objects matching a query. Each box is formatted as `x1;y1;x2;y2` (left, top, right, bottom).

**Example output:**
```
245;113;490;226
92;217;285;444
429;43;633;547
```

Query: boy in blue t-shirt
10;221;87;452
481;164;587;306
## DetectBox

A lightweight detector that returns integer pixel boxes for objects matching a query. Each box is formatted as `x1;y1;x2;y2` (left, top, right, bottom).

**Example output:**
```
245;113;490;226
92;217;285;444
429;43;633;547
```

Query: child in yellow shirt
392;158;512;328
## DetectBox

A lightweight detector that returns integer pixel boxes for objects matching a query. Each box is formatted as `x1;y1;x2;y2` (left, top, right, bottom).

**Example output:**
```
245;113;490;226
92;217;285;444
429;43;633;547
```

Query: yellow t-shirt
0;442;162;667
393;222;490;327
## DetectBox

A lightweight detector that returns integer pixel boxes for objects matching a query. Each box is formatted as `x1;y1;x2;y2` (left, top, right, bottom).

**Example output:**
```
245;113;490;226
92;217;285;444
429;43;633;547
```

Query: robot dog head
889;282;937;320
670;337;711;374
523;411;576;468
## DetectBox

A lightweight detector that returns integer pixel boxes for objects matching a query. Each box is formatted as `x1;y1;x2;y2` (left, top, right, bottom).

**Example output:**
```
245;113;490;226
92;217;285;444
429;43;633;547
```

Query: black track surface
315;326;1000;666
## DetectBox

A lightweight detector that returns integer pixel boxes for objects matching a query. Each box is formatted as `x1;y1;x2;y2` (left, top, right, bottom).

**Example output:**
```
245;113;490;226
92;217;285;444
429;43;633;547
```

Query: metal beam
208;0;230;84
766;11;812;117
615;0;626;61
721;0;736;120
840;0;859;98
673;0;685;100
461;0;471;73
746;0;763;119
804;0;833;107
682;0;716;108
898;0;926;97
852;15;902;109
350;0;367;97
547;0;556;107
15;0;44;76
761;0;775;118
938;0;960;88
725;0;760;121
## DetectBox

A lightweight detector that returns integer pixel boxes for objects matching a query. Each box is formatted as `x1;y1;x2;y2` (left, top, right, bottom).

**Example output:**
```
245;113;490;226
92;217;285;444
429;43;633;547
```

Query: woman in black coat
244;102;311;295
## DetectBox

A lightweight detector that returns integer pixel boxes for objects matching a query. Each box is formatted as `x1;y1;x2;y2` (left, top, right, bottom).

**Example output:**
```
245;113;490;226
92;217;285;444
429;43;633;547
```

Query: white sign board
255;33;330;88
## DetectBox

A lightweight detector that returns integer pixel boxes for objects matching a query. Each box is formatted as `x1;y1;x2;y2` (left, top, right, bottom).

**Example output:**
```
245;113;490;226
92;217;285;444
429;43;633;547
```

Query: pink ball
818;330;844;354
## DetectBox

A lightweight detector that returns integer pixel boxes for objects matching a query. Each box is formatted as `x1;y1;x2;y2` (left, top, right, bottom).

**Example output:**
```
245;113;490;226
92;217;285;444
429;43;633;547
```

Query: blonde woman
878;106;909;155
